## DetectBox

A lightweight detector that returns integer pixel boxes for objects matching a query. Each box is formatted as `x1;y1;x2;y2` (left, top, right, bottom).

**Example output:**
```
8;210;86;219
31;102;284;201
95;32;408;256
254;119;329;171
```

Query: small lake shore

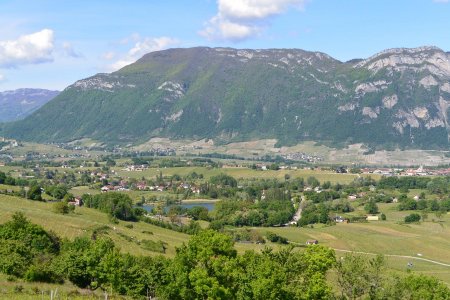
181;199;220;204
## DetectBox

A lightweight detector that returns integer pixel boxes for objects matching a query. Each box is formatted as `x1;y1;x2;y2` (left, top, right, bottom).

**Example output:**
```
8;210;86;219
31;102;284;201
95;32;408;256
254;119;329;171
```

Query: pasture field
259;204;450;285
1;191;450;288
0;194;266;256
0;184;20;192
114;166;373;184
0;273;108;300
0;194;189;257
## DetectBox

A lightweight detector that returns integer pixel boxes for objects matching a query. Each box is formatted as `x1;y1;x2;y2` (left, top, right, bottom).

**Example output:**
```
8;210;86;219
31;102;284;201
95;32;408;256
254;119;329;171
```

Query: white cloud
109;36;179;71
201;0;307;41
62;42;83;58
0;29;54;68
200;15;261;41
0;74;5;82
119;33;141;45
102;51;115;60
219;0;305;20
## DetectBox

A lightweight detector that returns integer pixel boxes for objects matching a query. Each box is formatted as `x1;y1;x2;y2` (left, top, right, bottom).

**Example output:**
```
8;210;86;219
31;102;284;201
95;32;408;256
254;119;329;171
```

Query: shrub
404;213;421;223
53;201;69;214
266;231;288;244
140;240;167;253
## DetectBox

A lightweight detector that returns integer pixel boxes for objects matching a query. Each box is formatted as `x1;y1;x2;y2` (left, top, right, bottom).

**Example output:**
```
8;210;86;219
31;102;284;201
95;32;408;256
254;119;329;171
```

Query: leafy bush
53;201;69;214
0;213;61;281
266;232;288;244
364;200;379;214
209;173;237;187
140;240;167;253
404;213;421;223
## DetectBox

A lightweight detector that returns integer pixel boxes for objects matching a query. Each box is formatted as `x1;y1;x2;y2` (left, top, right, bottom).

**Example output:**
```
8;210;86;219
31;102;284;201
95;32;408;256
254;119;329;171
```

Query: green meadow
114;166;375;184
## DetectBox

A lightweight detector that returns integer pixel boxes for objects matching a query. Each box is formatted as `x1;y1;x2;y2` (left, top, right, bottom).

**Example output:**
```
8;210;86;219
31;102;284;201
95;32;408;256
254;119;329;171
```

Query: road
288;195;304;225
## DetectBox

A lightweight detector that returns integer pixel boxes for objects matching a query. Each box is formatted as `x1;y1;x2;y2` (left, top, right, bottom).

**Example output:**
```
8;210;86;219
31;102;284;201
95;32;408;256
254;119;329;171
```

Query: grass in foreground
0;194;189;257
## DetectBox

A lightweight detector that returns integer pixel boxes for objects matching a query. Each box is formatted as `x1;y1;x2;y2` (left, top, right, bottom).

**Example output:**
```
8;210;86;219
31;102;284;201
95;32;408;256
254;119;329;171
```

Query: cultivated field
261;203;450;285
114;166;371;185
1;193;450;295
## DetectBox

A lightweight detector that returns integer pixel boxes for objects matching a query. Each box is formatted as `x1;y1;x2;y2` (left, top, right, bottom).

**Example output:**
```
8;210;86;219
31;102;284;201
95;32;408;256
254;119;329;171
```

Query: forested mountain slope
4;46;450;149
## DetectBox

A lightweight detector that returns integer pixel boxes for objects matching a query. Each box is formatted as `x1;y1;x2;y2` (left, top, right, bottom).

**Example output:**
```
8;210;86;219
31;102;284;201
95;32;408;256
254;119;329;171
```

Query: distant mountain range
3;46;450;149
0;89;59;122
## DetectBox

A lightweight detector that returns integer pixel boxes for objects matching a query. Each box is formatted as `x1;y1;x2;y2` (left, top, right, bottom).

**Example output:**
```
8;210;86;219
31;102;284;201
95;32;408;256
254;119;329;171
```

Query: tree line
1;212;448;299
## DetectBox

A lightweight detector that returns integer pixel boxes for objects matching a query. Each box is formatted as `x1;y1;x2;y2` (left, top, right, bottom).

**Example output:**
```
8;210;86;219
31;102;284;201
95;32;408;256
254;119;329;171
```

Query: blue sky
0;0;449;90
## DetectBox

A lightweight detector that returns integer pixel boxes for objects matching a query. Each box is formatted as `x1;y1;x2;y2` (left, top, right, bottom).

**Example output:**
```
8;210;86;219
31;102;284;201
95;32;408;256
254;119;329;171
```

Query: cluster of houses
281;152;323;163
0;138;19;151
359;165;450;176
89;171;111;182
253;163;301;171
101;181;201;194
101;185;130;192
121;164;149;172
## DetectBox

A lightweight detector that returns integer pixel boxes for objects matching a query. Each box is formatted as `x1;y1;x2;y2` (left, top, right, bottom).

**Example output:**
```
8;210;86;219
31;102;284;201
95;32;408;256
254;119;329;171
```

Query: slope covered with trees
4;46;450;149
1;213;449;299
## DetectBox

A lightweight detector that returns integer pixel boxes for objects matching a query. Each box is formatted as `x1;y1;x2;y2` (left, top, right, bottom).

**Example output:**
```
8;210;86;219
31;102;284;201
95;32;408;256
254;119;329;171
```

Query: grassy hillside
0;193;449;300
0;194;189;256
262;203;450;285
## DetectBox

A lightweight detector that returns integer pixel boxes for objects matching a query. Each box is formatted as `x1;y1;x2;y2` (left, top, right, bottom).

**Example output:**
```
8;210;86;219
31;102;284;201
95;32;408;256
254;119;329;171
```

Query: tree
0;213;60;280
336;253;385;300
364;200;379;214
46;185;68;199
105;158;116;166
187;206;209;221
53;202;70;214
417;199;428;210
83;192;138;221
269;163;280;170
381;274;450;299
209;173;237;187
28;185;42;201
404;213;421;223
158;230;237;299
420;211;428;222
0;171;6;184
434;209;445;221
307;176;320;188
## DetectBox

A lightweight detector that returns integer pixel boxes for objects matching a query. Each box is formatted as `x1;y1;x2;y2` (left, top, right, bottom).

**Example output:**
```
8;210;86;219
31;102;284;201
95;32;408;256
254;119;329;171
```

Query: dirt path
333;248;450;267
289;240;450;267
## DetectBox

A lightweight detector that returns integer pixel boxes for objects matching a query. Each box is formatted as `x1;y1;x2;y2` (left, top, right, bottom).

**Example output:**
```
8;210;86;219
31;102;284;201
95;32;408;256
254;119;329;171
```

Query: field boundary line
288;241;450;267
333;248;450;267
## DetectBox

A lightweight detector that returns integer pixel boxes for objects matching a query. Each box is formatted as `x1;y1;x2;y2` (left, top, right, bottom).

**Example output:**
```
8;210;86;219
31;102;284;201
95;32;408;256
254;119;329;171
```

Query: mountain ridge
0;88;59;122
3;46;450;149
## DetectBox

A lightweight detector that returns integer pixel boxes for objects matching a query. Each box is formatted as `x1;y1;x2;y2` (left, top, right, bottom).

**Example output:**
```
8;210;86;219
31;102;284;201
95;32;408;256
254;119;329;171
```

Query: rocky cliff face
4;46;450;149
348;46;450;145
